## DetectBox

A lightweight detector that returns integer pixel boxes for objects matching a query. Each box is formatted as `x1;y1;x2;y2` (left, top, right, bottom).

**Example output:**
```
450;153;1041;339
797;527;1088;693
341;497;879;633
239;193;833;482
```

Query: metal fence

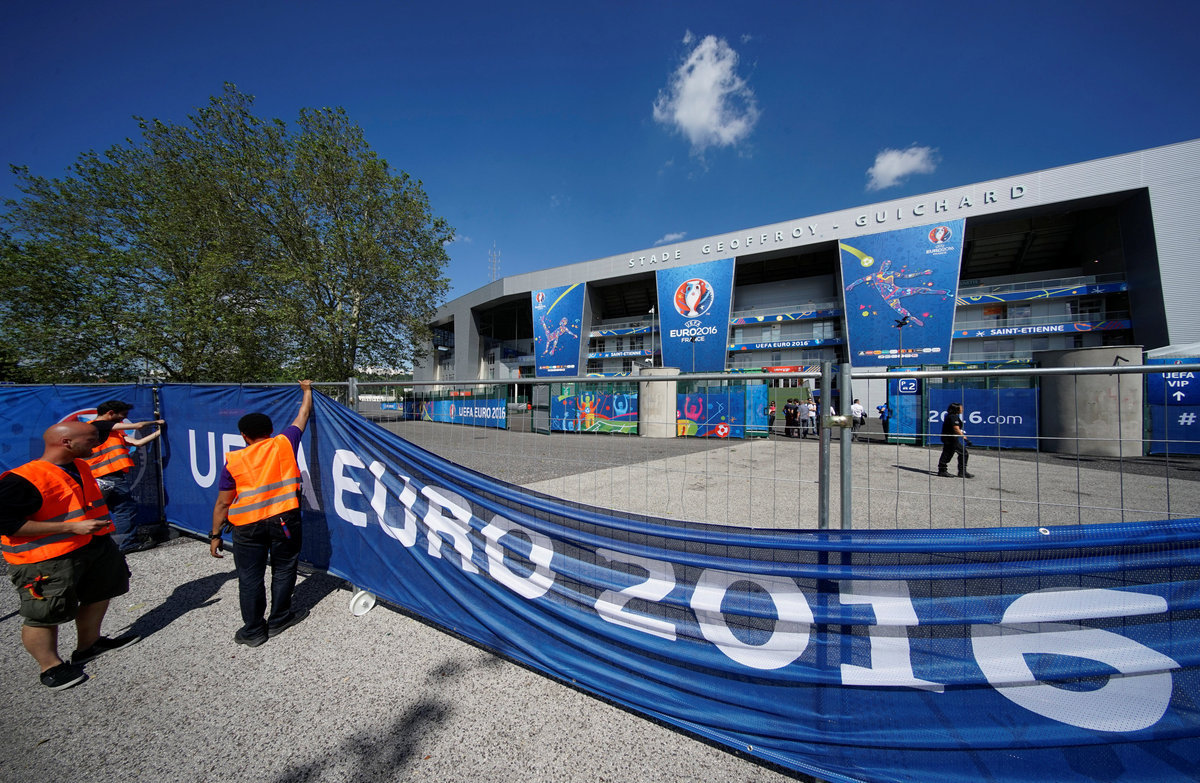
346;363;1200;531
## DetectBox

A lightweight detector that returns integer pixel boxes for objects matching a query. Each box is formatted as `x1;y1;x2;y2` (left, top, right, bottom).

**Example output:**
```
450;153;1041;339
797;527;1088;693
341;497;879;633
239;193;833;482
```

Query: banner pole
818;361;832;530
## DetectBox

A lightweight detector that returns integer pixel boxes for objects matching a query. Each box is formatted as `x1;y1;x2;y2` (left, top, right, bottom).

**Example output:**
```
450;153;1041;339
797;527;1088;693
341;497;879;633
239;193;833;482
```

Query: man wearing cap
0;421;140;690
88;400;164;553
210;381;313;647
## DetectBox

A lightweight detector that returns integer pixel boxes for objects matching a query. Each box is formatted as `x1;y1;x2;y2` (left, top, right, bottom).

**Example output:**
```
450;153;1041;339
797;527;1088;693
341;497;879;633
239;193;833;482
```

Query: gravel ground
0;536;804;783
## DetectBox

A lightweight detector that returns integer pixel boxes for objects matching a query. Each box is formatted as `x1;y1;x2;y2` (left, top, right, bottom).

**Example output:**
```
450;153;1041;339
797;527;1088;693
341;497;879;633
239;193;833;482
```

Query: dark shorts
8;535;131;627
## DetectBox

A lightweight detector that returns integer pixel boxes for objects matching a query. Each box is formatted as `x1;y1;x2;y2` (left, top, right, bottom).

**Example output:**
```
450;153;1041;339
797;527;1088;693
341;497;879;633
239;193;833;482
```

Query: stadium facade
416;139;1200;384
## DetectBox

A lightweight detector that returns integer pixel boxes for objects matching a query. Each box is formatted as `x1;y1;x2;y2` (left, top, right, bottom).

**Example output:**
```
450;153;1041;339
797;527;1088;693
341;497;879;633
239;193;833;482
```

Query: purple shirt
217;425;303;492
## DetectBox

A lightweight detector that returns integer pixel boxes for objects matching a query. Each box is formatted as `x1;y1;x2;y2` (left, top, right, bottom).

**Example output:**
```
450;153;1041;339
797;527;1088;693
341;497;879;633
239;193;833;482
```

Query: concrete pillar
1035;345;1143;457
638;367;680;438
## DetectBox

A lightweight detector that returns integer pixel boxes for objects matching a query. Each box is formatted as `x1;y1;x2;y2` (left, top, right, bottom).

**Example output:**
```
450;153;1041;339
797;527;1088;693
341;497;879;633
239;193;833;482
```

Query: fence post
839;362;853;530
347;376;359;413
818;362;832;530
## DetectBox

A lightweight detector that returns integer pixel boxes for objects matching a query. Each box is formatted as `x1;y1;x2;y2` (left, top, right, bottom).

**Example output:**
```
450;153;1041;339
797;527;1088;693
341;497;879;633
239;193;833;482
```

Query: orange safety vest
224;434;301;526
86;428;134;478
1;459;113;565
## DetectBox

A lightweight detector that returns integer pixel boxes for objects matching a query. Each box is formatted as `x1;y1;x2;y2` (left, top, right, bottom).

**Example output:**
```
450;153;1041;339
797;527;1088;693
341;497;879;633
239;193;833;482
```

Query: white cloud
654;232;686;245
866;145;939;191
653;34;760;155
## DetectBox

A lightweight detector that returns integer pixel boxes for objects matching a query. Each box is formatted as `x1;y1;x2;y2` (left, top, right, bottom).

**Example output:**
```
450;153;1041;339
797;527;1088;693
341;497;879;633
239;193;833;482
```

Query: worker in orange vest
210;381;313;647
88;400;165;553
0;420;140;690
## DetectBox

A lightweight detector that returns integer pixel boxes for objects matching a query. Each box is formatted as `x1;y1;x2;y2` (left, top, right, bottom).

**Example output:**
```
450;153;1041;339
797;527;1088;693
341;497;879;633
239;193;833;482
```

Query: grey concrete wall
638;367;679;437
1036;345;1144;457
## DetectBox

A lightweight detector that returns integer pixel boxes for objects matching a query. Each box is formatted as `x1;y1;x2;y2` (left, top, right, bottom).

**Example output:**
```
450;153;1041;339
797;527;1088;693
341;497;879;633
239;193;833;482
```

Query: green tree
0;84;452;382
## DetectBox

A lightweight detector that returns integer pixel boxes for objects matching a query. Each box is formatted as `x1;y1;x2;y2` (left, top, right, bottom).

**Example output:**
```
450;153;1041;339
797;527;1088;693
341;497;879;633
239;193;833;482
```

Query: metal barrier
355;363;1200;531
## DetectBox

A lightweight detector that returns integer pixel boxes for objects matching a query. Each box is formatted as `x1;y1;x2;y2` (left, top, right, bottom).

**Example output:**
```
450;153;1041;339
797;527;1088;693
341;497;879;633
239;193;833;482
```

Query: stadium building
416;139;1199;385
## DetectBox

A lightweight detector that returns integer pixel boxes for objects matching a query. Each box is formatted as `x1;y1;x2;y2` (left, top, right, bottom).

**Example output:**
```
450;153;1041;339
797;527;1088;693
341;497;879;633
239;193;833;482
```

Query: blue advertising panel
6;384;1200;782
656;258;735;373
954;318;1132;340
840;220;964;367
420;398;507;429
677;386;745;438
1146;358;1200;406
1147;358;1200;455
928;388;1039;449
532;283;586;377
746;384;769;435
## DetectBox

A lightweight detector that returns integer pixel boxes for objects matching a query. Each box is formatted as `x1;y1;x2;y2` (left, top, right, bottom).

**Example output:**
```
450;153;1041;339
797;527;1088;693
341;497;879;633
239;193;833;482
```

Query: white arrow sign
1174;391;1187;401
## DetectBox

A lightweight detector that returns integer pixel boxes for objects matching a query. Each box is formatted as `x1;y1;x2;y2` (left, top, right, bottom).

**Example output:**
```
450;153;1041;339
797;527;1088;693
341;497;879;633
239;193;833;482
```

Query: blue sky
3;1;1198;300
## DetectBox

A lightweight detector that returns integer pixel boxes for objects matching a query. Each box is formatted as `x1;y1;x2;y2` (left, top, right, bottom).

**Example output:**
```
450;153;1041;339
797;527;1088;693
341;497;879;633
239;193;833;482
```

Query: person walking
0;421;139;690
88;400;165;553
850;398;865;441
936;402;974;478
767;400;776;435
798;398;811;439
877;402;891;439
210;381;313;646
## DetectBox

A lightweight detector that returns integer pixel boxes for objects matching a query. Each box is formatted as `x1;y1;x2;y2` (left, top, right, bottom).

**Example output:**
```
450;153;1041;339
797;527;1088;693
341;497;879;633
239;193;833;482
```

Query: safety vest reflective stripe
0;530;79;553
229;478;301;518
1;460;112;564
87;432;134;476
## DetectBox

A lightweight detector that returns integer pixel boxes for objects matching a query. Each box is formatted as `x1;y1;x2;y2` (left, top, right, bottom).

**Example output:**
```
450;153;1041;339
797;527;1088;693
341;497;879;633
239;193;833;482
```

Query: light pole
648;306;656;367
891;315;910;443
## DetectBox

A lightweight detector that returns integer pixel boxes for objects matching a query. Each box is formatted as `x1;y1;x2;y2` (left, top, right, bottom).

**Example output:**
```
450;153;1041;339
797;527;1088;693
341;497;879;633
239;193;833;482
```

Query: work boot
958;471;975;479
936;469;952;477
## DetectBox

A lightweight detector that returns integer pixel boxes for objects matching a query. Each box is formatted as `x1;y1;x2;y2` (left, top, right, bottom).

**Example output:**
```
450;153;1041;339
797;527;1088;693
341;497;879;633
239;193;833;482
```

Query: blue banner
928;388;1039;449
7;384;1200;782
677;387;745;438
656;258;735;373
746;384;768;435
420;398;507;429
955;319;1132;339
1147;359;1200;455
957;281;1127;305
533;283;586;377
0;384;161;527
888;374;924;441
840;221;964;367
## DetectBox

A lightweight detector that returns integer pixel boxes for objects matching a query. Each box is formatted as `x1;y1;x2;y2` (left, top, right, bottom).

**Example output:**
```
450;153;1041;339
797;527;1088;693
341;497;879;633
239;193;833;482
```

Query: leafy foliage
0;85;452;382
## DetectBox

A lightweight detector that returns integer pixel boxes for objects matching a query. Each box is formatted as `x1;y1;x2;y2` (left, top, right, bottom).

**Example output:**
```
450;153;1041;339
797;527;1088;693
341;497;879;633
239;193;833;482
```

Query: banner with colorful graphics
656;258;735;373
532;283;586;377
840;221;964;367
550;389;638;433
677;386;745;438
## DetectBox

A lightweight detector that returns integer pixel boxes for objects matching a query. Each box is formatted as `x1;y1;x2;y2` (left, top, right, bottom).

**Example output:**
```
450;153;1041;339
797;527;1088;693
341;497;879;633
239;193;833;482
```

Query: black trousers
938;440;968;473
231;510;302;638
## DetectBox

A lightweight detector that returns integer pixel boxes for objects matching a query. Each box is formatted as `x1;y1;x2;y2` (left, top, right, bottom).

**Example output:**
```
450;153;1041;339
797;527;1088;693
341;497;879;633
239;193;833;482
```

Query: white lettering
482;514;555;600
913;203;925;216
793;227;804;237
839;580;943;691
420;485;480;574
702;244;711;254
1012;185;1025;199
808;224;818;236
959;195;973;209
691;569;812;670
189;430;217;487
332;448;369;527
855;215;868;227
595;549;677;641
934;200;948;213
730;239;739;249
984;190;997;204
774;231;783;242
971;588;1178;732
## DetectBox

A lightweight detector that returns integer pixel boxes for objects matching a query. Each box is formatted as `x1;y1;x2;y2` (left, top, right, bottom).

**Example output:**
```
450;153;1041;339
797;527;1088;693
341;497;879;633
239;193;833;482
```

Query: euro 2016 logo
928;226;952;244
673;278;714;318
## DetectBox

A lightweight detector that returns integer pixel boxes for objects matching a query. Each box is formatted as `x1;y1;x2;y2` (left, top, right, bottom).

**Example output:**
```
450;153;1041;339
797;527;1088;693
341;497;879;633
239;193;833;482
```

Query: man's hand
210;537;224;558
72;519;113;535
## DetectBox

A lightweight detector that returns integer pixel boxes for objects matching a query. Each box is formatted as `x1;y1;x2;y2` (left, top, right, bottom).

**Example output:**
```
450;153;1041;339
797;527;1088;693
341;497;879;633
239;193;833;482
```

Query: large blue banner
927;388;1039;449
532;283;586;377
677;386;745;438
6;384;1200;782
656;258;735;373
840;221;964;367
